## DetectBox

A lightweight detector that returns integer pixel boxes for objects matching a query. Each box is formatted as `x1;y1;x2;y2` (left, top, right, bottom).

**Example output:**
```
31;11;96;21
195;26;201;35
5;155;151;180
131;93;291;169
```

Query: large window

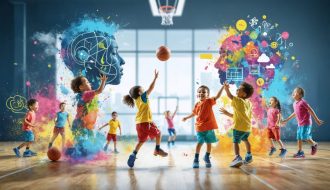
56;29;220;136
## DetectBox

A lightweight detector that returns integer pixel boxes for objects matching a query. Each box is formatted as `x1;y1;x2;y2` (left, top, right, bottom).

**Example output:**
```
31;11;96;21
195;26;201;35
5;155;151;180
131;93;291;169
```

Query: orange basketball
47;147;61;161
156;46;171;61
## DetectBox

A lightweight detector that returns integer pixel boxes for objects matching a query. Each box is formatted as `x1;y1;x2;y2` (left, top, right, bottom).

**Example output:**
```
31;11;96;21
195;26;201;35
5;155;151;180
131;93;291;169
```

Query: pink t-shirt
22;111;36;131
267;107;280;128
165;116;174;129
293;99;312;126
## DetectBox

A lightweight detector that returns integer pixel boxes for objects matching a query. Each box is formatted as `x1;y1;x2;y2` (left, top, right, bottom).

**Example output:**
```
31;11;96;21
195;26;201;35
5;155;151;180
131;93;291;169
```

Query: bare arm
276;113;282;127
219;107;233;118
147;70;159;95
118;125;122;135
307;105;324;126
172;106;179;118
95;74;108;95
282;112;296;123
182;113;195;122
223;81;233;100
24;118;37;128
211;86;225;100
98;123;108;130
67;114;71;128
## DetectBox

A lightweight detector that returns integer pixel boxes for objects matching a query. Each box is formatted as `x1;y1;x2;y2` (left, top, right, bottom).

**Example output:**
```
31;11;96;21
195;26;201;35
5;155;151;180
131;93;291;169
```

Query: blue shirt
56;111;69;128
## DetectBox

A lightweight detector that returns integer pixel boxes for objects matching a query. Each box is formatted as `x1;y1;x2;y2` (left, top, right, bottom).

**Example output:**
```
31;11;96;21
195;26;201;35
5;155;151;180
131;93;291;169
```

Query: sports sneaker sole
230;161;243;168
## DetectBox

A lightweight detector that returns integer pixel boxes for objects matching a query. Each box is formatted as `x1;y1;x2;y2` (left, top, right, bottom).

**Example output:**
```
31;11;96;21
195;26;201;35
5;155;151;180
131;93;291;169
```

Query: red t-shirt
293;99;312;126
22;111;36;131
193;98;218;132
166;116;174;129
267;107;280;128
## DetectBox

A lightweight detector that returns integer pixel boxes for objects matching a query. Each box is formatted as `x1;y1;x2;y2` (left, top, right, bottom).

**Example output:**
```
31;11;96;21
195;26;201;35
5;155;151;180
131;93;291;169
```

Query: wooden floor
0;142;330;190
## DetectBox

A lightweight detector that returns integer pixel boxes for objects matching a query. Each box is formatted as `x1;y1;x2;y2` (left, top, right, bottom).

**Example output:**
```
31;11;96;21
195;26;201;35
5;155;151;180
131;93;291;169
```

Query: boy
282;87;324;158
13;99;39;157
49;102;71;150
99;111;122;153
220;81;254;167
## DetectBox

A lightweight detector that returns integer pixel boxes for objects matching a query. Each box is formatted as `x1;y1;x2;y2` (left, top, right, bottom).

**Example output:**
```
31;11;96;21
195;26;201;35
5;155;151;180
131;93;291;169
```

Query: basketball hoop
159;5;175;26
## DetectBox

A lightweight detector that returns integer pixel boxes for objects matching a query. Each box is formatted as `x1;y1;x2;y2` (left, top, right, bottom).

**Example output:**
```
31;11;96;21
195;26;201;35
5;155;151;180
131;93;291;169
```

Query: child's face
30;102;39;112
197;88;209;101
292;88;302;101
60;104;66;111
269;98;277;108
164;111;170;117
112;113;118;119
138;87;144;95
236;85;247;99
79;77;92;92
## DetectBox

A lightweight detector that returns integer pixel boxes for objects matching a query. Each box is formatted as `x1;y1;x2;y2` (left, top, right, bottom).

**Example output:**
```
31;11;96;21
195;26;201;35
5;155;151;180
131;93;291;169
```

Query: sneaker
230;155;243;168
293;151;305;158
153;148;168;157
311;144;318;155
269;147;276;156
167;142;171;148
23;150;32;157
103;145;108;151
28;150;37;156
127;154;137;168
279;148;287;158
193;160;199;168
244;154;253;164
203;155;212;168
13;147;21;157
114;149;119;154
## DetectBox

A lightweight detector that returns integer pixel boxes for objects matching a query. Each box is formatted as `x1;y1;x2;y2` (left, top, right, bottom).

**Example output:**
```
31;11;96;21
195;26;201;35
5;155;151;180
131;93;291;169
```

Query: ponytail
123;94;135;108
123;85;142;108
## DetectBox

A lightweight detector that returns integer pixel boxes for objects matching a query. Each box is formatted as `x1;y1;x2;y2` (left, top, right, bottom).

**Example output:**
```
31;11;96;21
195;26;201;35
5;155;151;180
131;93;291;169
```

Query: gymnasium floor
0;142;329;190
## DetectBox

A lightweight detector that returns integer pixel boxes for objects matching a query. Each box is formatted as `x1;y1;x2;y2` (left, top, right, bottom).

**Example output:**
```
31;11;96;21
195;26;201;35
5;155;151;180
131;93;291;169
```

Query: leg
206;143;211;153
134;142;144;152
195;143;203;154
298;140;303;151
277;140;285;149
61;133;66;150
156;134;161;146
17;142;27;149
243;140;251;153
307;139;316;145
193;143;203;168
270;138;275;148
234;143;240;156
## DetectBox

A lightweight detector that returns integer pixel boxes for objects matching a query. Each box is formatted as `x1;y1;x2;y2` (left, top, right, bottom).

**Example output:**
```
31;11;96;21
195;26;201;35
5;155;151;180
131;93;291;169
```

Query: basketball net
159;6;175;26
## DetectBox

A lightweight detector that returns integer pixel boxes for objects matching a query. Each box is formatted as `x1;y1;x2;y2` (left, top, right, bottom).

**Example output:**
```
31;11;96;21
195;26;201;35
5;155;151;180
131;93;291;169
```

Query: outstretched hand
316;119;324;126
219;107;229;115
154;70;159;79
99;74;108;82
223;81;230;89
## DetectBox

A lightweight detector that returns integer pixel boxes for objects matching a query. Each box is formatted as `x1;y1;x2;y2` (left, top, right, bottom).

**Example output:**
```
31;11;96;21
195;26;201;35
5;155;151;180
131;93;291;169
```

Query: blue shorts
168;128;176;136
24;130;34;142
233;129;250;143
196;130;218;144
297;125;312;140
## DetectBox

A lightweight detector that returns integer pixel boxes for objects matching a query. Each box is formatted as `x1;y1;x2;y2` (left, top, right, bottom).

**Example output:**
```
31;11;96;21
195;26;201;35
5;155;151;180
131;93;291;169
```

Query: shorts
268;127;281;141
136;122;161;142
24;130;34;142
196;130;218;144
297;125;312;140
233;129;250;143
107;133;117;142
53;127;65;136
168;128;176;136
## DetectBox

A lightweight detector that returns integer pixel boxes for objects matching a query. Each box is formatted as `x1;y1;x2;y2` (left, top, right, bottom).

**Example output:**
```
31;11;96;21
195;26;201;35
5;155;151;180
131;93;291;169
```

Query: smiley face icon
270;42;278;49
256;78;265;87
236;19;247;31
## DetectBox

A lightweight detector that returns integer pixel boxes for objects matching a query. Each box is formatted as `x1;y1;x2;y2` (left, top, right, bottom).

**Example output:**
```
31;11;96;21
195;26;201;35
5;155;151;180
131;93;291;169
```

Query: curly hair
241;82;254;99
71;76;85;93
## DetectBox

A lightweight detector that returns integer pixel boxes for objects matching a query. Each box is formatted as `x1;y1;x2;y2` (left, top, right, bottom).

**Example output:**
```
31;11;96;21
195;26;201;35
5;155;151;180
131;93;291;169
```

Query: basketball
47;147;61;161
156;46;171;61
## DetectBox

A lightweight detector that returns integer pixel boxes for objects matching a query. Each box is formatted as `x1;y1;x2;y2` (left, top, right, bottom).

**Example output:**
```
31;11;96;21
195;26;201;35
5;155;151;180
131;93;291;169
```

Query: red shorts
268;127;281;141
107;134;117;142
136;122;161;142
53;127;65;135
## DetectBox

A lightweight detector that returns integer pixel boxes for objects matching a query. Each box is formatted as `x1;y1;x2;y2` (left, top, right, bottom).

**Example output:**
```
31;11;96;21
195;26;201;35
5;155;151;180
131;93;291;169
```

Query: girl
182;85;224;168
164;106;178;147
69;74;107;156
123;70;168;168
267;97;287;158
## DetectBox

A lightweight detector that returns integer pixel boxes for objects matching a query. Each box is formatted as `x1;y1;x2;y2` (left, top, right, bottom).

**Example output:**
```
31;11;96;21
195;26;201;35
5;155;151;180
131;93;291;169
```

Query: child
164;105;178;147
123;70;168;168
267;97;287;157
98;111;122;153
219;81;254;167
70;74;107;154
282;87;324;158
13;99;39;157
48;102;71;150
182;85;224;168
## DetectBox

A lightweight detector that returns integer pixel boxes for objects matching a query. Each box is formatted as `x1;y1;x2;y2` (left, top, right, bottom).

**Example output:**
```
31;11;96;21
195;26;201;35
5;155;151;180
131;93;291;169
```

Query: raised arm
147;70;159;95
282;112;296;123
182;113;195;122
223;81;233;100
307;105;324;126
219;107;233;118
172;106;179;118
212;85;225;100
95;74;108;95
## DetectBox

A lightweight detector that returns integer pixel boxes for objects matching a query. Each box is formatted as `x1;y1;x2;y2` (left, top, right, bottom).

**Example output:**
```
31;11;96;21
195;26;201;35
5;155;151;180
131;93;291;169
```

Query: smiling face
292;88;303;101
79;77;92;92
269;97;277;108
197;87;209;101
236;85;247;99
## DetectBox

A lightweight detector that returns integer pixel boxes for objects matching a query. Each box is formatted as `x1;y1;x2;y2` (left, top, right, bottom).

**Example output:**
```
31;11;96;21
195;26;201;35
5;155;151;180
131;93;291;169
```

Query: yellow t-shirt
232;96;252;132
135;92;152;124
108;119;121;134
